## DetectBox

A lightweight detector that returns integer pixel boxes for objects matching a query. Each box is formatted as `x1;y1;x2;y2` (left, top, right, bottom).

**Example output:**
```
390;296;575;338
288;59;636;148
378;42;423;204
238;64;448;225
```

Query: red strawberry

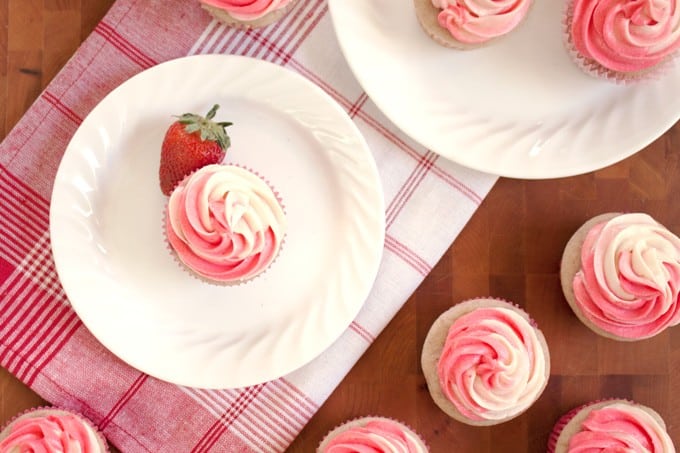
159;104;233;195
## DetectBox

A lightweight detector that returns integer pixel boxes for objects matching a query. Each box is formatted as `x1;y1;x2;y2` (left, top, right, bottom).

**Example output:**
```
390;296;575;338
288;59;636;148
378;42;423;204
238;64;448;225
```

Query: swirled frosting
322;419;427;453
0;412;102;453
568;403;675;452
437;306;546;421
431;0;532;44
166;164;286;283
570;0;680;73
200;0;293;21
572;213;680;339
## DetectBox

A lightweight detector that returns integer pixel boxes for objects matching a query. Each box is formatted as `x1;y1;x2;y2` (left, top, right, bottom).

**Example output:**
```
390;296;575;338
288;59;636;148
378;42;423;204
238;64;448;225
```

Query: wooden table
2;2;679;452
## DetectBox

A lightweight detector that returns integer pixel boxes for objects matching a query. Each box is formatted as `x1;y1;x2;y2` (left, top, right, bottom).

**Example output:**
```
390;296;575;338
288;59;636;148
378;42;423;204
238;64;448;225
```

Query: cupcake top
430;0;532;44
166;164;286;283
437;303;547;421
200;0;294;22
553;401;675;453
422;298;550;425
572;213;680;339
0;409;106;453
569;0;680;73
317;417;428;453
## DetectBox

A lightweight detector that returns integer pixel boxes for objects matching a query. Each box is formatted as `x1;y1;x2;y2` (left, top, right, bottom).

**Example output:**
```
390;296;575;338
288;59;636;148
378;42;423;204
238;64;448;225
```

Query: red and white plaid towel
0;1;496;451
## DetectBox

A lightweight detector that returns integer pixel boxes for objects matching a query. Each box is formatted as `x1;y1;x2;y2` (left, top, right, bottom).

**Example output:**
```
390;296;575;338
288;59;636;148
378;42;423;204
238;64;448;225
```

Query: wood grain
1;2;679;452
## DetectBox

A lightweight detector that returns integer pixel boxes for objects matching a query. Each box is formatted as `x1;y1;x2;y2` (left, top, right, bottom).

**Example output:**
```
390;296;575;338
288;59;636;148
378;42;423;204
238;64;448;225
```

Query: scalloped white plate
50;55;385;389
328;0;680;179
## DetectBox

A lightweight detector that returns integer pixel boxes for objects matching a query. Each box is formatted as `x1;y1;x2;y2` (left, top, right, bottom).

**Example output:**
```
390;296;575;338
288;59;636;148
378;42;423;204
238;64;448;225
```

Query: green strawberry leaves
176;104;233;150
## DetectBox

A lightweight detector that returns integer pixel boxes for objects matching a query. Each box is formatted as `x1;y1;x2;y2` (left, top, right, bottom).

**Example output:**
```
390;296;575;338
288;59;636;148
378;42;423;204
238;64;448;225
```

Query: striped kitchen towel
0;1;496;451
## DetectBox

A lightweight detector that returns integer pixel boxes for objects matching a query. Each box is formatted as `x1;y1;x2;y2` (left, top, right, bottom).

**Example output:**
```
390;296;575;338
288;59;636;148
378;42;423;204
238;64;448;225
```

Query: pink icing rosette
548;400;675;453
318;417;428;453
0;407;107;453
569;0;680;75
572;213;680;339
431;0;533;44
200;0;294;21
437;305;547;421
166;164;286;284
569;403;674;452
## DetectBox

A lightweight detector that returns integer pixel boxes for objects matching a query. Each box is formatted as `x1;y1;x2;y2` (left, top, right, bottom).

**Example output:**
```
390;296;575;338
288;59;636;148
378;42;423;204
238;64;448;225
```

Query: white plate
50;55;385;389
328;0;680;179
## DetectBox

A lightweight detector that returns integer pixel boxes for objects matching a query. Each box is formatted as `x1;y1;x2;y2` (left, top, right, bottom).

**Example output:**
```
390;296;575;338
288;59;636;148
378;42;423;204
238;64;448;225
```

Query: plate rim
327;0;680;179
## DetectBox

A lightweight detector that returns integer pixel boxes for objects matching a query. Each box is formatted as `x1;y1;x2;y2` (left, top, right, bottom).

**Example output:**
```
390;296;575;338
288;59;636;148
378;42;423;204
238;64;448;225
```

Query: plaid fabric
0;1;496;451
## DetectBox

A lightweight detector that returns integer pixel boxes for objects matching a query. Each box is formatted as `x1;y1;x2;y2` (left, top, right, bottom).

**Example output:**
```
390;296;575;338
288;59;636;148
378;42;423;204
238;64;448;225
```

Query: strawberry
159;104;233;195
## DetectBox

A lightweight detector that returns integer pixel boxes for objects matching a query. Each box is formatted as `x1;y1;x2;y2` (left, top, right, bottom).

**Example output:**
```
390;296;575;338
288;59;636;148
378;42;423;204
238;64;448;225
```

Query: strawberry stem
172;104;232;150
205;104;219;120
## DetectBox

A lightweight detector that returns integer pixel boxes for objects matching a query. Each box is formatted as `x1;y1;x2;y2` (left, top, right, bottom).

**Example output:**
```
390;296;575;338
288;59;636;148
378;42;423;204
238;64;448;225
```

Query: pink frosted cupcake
565;0;680;82
548;400;675;452
414;0;533;49
0;407;108;452
199;0;298;29
560;213;680;341
317;416;428;453
165;164;286;284
421;298;550;426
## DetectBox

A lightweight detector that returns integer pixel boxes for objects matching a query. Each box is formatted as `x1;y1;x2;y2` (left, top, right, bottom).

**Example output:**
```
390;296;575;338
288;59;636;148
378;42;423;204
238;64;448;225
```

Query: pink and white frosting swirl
567;403;675;452
200;0;293;21
437;306;547;421
431;0;532;44
166;164;286;283
573;213;680;339
570;0;680;72
322;419;427;453
0;412;103;453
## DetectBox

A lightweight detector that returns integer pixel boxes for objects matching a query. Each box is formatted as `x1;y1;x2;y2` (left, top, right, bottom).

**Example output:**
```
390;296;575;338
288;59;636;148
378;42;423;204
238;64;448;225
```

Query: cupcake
199;0;298;29
0;407;108;452
560;213;680;341
564;0;680;82
421;298;550;426
548;400;675;452
317;416;428;453
165;164;286;284
414;0;533;49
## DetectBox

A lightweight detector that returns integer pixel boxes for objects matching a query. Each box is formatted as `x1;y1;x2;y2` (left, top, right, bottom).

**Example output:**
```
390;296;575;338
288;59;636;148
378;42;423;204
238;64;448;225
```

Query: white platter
50;54;385;389
328;0;680;179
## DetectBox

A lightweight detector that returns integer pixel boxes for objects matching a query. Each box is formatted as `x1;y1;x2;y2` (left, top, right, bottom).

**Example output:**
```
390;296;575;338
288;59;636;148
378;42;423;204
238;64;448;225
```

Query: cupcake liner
163;164;287;287
316;416;429;453
0;406;109;452
561;0;675;84
547;402;592;453
420;297;550;426
546;399;666;453
200;1;298;30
